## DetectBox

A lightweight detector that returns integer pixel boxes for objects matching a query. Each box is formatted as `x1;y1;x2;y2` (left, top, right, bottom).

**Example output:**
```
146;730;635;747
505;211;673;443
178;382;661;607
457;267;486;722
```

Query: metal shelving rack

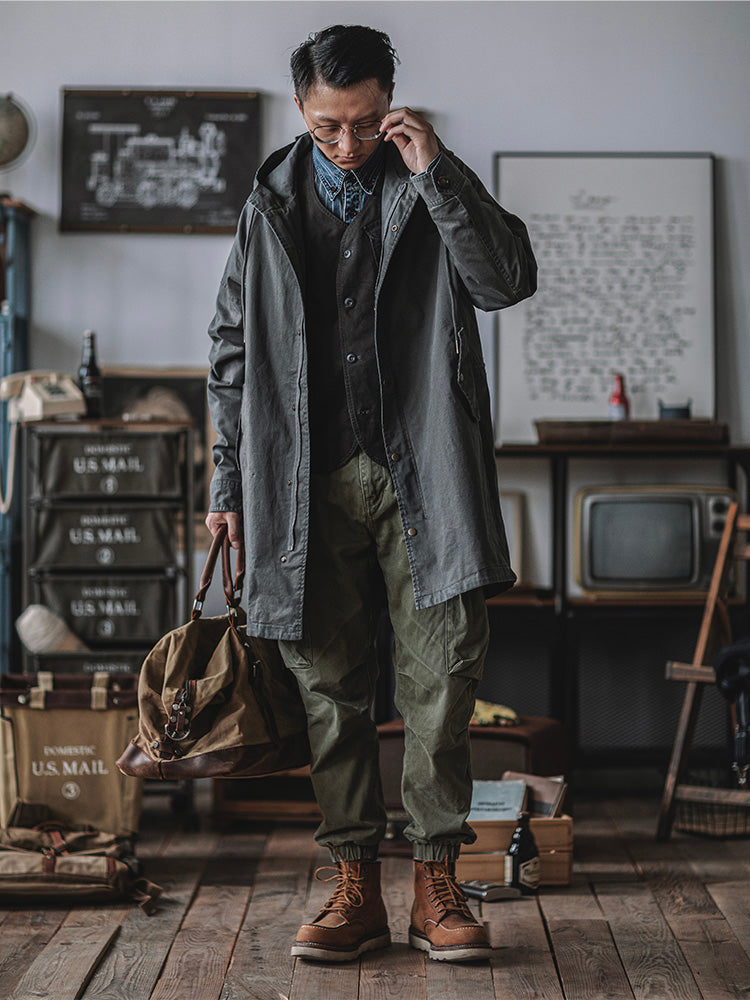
21;419;194;675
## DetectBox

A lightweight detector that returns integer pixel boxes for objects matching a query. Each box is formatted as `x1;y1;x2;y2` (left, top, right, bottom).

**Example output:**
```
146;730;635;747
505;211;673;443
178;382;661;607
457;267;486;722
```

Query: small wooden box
456;815;573;886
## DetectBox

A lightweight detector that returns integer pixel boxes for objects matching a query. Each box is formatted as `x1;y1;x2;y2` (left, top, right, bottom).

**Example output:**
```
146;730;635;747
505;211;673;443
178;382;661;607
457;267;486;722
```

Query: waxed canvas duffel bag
116;525;311;781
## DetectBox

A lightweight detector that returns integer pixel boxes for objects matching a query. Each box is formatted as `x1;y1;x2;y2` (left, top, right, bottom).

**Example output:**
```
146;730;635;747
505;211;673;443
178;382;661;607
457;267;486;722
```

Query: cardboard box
456;815;573;886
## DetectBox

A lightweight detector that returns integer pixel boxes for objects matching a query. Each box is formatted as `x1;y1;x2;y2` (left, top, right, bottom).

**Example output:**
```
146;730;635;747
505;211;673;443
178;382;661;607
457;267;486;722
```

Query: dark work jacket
207;135;537;640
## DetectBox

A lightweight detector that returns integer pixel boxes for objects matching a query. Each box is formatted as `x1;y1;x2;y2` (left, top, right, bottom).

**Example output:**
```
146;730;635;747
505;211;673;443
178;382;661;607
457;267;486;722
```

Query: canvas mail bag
0;672;142;837
116;526;311;781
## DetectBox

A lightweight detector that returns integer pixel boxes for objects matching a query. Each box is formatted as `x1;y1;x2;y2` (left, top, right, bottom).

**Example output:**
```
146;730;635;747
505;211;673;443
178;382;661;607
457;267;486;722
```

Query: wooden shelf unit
492;441;750;767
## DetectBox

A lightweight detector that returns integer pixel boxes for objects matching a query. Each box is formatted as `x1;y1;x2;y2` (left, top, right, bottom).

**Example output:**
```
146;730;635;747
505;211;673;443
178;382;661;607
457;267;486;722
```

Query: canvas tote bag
116;525;311;781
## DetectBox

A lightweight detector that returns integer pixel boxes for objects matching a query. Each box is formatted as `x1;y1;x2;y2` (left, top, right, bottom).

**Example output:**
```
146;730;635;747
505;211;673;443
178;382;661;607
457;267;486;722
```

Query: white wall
3;0;750;434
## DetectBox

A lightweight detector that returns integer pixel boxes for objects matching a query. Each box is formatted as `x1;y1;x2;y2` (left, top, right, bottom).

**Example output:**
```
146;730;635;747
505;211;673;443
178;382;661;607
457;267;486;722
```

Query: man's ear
388;83;395;106
293;93;304;114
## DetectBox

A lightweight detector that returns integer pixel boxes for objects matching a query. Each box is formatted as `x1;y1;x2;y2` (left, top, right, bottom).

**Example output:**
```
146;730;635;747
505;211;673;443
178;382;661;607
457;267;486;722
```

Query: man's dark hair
291;25;398;102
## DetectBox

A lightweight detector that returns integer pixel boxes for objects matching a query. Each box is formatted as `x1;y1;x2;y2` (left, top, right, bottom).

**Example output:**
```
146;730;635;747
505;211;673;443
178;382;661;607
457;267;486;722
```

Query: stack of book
455;771;572;886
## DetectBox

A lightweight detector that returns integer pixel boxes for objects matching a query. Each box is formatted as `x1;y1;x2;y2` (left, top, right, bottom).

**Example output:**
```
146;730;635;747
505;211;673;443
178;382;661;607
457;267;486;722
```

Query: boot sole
409;928;491;962
291;929;391;963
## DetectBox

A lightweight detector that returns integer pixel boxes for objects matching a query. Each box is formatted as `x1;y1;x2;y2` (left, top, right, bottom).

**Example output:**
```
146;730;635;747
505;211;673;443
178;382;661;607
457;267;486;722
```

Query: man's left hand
380;107;439;175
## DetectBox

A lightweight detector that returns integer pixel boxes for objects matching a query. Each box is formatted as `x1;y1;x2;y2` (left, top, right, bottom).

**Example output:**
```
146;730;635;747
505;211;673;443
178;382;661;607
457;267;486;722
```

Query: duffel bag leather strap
192;524;245;620
221;530;245;615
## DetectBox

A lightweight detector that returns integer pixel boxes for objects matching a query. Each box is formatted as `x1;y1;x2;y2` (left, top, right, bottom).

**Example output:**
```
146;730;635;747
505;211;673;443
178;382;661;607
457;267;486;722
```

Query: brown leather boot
292;859;391;962
409;860;491;962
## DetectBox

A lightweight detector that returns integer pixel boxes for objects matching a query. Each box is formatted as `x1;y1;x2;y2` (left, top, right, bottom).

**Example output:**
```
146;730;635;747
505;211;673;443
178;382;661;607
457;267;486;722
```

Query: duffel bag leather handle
221;529;245;611
192;524;245;620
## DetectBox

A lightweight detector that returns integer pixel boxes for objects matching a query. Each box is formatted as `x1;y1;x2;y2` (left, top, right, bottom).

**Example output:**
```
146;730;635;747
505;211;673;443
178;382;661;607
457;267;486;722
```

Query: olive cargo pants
278;450;489;862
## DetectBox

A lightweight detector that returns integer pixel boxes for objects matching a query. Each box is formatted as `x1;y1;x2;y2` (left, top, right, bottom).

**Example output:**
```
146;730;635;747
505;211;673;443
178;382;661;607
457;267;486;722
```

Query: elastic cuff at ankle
412;841;461;863
325;842;379;863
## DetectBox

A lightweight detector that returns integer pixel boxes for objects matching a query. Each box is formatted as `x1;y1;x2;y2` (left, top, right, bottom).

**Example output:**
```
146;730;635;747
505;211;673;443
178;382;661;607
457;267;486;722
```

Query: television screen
589;499;694;583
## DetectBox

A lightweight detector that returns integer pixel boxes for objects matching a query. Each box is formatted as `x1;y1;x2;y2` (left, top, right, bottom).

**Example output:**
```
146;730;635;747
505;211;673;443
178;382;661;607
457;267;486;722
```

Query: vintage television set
574;485;736;598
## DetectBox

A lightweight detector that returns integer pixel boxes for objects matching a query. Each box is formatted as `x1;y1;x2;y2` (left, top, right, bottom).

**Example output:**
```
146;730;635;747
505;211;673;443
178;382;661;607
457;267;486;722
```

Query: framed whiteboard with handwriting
494;153;715;443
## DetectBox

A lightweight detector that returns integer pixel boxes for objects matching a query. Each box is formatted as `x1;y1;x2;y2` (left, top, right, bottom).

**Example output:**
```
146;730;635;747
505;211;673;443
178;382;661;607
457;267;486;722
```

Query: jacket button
346;353;358;364
390;452;400;462
438;176;450;189
344;297;355;309
407;527;418;537
391;225;398;233
343;249;352;259
280;555;287;563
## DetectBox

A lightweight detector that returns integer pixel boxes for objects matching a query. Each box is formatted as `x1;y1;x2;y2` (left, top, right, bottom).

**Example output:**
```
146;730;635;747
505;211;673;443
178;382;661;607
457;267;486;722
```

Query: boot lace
423;863;474;919
314;863;366;916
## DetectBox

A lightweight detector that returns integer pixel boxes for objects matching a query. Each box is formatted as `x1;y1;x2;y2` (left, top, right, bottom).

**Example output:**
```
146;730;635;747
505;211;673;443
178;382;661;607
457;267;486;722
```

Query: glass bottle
609;373;630;420
77;329;103;418
504;811;541;894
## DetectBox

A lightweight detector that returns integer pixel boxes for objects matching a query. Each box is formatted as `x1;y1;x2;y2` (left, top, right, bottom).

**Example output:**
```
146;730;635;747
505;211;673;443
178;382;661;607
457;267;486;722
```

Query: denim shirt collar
312;140;385;199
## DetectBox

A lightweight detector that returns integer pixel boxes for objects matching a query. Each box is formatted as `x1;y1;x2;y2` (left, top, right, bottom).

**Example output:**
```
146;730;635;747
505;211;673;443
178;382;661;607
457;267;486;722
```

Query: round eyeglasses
312;121;383;144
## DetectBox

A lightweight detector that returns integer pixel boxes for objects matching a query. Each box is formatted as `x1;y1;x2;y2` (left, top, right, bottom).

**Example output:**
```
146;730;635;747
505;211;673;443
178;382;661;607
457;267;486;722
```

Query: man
206;24;536;963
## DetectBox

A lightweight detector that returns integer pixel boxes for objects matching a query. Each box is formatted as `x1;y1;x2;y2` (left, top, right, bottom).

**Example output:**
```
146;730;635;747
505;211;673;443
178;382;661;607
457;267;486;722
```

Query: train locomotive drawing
86;121;227;211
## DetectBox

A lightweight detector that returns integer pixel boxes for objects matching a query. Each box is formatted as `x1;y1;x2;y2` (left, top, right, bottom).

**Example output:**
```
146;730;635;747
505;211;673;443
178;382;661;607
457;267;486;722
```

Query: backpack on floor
0;820;162;913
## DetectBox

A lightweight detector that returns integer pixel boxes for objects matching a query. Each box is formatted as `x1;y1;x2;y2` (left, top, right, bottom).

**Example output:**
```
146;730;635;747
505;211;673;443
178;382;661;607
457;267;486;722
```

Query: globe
0;94;32;169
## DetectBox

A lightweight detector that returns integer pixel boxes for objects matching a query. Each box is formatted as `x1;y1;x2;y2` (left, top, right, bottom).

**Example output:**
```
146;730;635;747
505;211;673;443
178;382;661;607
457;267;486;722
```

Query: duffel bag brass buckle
165;688;192;741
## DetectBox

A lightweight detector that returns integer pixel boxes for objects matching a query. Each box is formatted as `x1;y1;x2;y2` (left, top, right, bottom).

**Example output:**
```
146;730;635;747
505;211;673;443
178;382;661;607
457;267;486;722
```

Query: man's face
294;77;393;171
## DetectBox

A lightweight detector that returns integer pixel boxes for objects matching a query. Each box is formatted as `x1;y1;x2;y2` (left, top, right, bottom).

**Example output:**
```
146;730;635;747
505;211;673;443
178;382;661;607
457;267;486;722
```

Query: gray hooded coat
207;135;537;640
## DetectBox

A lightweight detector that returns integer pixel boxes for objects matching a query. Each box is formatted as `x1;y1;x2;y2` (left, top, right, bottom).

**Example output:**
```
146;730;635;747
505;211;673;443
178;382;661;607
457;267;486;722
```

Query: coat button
346;353;358;363
344;297;355;309
407;527;418;537
391;225;398;232
390;452;400;462
280;555;287;563
343;249;352;259
437;176;450;190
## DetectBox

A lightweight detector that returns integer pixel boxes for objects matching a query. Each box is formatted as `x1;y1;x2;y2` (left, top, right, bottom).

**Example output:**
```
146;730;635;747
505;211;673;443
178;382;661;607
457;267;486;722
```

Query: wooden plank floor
2;786;749;1000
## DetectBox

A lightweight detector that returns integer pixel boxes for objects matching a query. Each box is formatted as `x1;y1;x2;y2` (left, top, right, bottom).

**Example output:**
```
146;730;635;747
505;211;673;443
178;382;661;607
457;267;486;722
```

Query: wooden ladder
656;501;750;840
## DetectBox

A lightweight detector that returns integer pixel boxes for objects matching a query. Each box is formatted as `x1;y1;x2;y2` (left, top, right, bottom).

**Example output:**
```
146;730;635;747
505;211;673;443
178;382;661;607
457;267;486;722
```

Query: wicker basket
674;798;750;838
673;770;750;838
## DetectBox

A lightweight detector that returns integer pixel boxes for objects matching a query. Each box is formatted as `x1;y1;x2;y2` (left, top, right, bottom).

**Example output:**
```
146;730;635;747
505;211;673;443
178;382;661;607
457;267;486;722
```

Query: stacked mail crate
21;420;193;675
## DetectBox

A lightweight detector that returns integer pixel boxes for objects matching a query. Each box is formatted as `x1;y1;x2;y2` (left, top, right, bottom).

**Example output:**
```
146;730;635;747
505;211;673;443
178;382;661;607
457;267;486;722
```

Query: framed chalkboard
494;153;715;443
61;89;260;233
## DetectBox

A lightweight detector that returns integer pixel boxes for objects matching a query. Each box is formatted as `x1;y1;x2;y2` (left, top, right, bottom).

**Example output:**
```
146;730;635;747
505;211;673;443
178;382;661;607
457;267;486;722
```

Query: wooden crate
456;815;573;886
